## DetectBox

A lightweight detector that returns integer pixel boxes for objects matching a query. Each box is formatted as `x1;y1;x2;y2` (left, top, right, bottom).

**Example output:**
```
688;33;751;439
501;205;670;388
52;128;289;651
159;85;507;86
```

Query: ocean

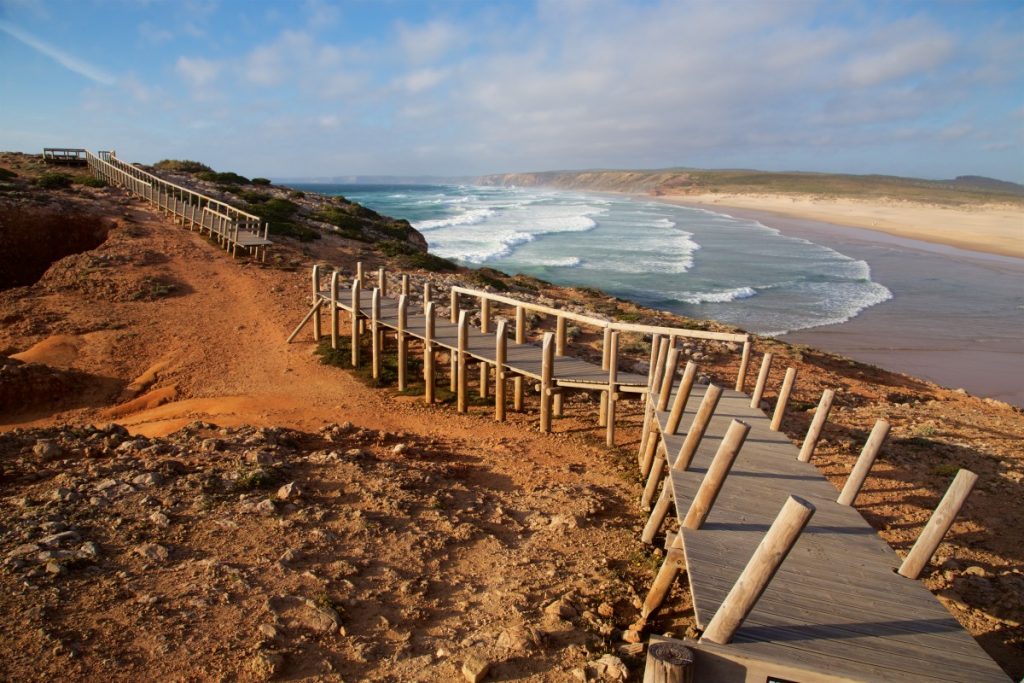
291;183;892;336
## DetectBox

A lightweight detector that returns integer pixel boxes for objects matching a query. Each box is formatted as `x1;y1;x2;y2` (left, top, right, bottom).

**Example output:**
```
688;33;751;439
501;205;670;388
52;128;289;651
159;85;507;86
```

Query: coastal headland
1;153;1022;680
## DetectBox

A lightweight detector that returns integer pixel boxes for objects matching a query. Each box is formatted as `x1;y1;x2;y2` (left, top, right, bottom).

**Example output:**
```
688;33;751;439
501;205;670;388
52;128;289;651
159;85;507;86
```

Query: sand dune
659;192;1024;259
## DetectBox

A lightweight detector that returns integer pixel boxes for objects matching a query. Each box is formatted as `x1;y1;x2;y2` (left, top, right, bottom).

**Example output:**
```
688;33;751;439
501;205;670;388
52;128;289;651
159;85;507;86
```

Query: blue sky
1;0;1022;181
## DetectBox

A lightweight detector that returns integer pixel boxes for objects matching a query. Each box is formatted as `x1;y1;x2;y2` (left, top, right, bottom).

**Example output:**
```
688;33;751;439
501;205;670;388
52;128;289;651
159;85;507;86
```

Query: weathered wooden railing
84;150;272;259
448;285;753;392
43;147;88;164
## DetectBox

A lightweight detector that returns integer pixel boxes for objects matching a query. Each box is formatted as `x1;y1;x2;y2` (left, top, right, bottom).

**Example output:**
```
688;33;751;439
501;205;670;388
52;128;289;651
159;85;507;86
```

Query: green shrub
131;275;177;300
472;268;510;291
288;190;306;199
404;251;458;272
0;167;17;181
196;170;250;185
237;190;271;204
36;172;72;189
314;208;370;241
251;177;271;186
77;176;108;188
153;159;213;173
377;241;417;257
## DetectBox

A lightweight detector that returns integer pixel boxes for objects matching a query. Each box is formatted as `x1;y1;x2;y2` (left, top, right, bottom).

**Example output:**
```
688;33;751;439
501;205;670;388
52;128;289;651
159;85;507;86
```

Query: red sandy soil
0;163;1021;681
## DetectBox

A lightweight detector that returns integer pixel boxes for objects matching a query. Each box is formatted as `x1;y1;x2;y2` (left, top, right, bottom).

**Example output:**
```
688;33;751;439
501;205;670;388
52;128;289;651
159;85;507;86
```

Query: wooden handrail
449;285;749;344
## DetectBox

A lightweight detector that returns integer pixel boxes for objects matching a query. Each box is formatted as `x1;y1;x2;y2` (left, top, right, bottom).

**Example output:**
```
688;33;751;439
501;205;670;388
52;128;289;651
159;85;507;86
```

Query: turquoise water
292;183;892;336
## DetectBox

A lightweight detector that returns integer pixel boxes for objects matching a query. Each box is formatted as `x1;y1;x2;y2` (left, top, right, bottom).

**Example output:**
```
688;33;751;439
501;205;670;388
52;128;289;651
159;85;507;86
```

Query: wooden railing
85;151;271;258
43;147;88;164
447;284;753;392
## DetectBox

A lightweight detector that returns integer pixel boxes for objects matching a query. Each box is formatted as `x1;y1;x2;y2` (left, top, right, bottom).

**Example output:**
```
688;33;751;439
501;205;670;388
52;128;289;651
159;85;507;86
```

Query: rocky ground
0;152;1021;680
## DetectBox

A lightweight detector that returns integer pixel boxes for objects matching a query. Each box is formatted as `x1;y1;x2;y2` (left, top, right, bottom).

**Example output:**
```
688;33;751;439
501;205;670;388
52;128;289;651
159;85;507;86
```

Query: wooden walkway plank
646;373;1010;681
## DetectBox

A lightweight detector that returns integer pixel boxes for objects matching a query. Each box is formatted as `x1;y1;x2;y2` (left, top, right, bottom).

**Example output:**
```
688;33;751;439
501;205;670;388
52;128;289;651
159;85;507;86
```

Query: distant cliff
477;169;1024;205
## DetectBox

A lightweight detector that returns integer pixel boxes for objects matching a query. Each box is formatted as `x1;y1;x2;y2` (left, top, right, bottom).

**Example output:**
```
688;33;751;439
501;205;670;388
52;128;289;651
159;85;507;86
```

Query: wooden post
350;279;361;367
898;469;979;580
397;294;408;391
479;361;488;398
634;335;667;471
682;420;751;529
599;327;612;427
540;332;554;432
457;310;468;413
551;315;567;416
480;296;490;333
514;306;525;411
450;289;459;392
798;389;835;462
770;367;797;431
371;288;381;380
750;352;773;409
639;338;670;474
837;419;890;506
643;639;694;683
701;496;816;645
327;268;342;349
356;261;364;287
401;273;409;297
674;384;724;472
378;267;387;297
424;302;435;404
606;331;619;447
735;339;752;392
495;320;507;422
658;347;680;411
422;282;431;312
311;265;322;341
641;543;686;620
641;483;674;545
666;361;697;435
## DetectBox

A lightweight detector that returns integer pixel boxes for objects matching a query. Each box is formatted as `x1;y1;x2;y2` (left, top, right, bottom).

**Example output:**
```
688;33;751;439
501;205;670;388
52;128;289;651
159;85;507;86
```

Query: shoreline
641;192;1024;259
648;197;1024;407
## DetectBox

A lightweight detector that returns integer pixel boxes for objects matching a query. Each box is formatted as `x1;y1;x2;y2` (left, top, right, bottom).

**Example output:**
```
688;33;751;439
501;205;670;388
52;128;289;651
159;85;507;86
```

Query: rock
132;472;163;487
33;439;62;461
256;499;276;515
39;531;80;547
259;624;279;639
7;543;41;558
246;450;275;466
277;482;300;500
462;653;491;683
248;650;284;678
279;548;300;563
149;511;170;527
497;624;543;653
963;565;988;577
301;600;340;633
78;542;100;559
392;443;408;455
200;438;222;453
134;543;169;563
45;561;64;576
544;597;578;620
585;654;628;681
597;602;614;618
622;628;642;643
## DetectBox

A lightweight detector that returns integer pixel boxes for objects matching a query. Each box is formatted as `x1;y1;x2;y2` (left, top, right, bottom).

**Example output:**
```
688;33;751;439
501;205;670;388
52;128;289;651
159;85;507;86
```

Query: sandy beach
659;198;1024;406
659;192;1024;259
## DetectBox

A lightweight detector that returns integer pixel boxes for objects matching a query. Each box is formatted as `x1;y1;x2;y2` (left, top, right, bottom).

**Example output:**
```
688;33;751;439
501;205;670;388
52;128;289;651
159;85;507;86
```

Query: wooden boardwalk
84;150;272;259
320;282;651;389
652;385;1009;682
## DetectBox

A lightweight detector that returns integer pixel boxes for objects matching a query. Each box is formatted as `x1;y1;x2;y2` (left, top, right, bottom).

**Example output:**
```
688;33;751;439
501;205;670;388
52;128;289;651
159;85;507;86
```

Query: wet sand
673;203;1024;407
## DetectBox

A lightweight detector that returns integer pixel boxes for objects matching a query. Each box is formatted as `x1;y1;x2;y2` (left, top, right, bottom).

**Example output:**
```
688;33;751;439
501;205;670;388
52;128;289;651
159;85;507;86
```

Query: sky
1;0;1022;182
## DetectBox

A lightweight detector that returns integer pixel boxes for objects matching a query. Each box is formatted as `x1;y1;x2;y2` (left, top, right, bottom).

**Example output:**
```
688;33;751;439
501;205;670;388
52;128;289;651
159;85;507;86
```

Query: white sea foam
414;207;494;230
532;256;583;267
678;286;758;304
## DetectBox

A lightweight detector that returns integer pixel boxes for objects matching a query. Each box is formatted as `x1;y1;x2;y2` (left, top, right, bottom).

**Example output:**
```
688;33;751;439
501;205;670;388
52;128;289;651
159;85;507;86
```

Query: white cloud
846;34;955;87
396;20;460;63
396;67;448;93
0;19;116;85
175;56;221;88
